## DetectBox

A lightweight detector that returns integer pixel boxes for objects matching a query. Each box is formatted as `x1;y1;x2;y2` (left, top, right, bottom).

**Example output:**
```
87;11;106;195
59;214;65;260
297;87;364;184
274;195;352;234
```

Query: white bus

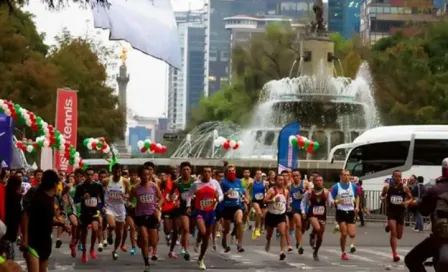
329;125;448;194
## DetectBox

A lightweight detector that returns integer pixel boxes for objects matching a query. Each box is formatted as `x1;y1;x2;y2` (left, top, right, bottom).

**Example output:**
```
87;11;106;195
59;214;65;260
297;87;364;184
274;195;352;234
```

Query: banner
277;122;301;174
54;89;78;172
0;114;13;168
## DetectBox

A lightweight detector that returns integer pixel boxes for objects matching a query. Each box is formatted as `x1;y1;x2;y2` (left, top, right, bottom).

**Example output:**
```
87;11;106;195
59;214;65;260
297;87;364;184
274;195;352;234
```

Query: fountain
172;2;379;162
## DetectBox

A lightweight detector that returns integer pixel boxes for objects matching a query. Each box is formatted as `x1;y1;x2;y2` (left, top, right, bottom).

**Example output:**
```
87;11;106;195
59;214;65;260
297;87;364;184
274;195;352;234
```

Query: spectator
357;180;366;226
411;176;426;232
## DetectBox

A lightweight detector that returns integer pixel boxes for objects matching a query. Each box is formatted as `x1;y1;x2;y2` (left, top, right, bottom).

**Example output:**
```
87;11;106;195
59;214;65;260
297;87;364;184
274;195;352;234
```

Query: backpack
432;192;448;239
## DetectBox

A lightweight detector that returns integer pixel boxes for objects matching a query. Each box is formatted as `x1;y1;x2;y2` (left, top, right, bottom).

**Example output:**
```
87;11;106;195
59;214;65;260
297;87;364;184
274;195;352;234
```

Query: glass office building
328;0;361;39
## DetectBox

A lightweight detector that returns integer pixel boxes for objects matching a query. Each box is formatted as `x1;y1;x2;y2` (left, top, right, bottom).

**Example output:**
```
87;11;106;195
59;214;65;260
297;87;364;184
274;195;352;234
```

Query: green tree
330;33;365;79
48;30;125;155
369;21;448;125
189;24;300;128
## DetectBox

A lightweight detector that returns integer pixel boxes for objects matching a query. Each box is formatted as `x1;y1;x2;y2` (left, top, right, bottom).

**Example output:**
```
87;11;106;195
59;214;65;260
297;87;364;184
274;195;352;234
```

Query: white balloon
2;104;8;110
60;138;66;145
0;99;3;106
75;157;81;163
137;140;144;149
59;144;65;151
213;139;221;147
156;143;162;149
75;152;80;157
218;136;226;144
229;140;236;148
149;150;155;154
26;145;33;153
288;135;295;143
4;109;10;116
237;140;243;146
87;142;93;150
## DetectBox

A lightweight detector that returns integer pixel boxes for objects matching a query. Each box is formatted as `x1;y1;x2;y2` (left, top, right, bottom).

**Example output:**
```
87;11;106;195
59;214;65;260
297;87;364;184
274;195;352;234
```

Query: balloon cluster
137;139;167;154
213;136;243;150
0;99;86;169
83;137;111;153
16;138;39;153
289;135;320;154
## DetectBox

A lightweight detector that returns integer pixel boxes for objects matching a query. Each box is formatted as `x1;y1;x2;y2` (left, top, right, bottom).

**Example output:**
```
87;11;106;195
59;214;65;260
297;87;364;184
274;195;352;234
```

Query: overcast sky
27;0;204;119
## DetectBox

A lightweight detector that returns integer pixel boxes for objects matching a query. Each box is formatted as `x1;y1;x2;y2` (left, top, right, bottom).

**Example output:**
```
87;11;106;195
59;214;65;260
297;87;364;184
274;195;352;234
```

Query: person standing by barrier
357;180;365;227
412;176;426;232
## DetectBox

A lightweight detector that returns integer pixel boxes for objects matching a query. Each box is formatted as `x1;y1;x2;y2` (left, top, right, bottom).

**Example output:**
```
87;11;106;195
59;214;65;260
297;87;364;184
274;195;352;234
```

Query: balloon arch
0;99;85;169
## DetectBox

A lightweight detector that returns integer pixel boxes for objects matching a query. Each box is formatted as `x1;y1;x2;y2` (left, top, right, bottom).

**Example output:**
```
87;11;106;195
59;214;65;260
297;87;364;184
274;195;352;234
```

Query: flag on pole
91;0;182;70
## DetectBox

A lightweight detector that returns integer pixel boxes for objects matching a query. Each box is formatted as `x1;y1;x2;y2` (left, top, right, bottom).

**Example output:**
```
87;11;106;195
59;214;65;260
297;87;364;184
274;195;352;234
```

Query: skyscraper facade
328;0;361;39
167;11;205;131
204;0;309;97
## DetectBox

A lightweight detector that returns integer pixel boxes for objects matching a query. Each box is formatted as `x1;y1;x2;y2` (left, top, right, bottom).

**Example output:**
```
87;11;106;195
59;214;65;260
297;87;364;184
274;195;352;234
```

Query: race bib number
228;190;239;199
85;197;98;208
108;191;122;200
312;206;325;216
181;191;189;201
255;193;264;200
293;192;302;200
171;193;179;201
390;195;403;205
341;195;353;205
139;194;154;204
200;198;214;209
165;194;171;201
273;202;285;211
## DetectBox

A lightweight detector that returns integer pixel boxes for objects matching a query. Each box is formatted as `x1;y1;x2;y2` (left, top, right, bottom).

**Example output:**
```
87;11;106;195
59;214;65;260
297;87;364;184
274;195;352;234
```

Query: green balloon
313;142;320;151
97;141;103;148
83;139;90;146
144;141;150;148
303;140;309;149
291;137;298;148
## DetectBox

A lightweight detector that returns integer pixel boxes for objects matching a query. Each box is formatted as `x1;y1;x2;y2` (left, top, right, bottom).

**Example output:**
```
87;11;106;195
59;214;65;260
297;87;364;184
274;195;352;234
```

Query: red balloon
297;136;305;148
307;141;314;153
223;141;230;150
91;142;97;150
233;143;239;150
140;147;146;153
150;142;157;151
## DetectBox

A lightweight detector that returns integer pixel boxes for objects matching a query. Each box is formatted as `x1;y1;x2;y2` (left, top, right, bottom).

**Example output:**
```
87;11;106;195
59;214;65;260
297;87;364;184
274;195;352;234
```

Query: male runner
330;170;359;260
241;169;253;231
160;172;181;259
104;163;131;260
187;167;223;270
74;168;104;263
264;174;289;260
288;169;311;254
130;166;163;272
248;169;268;240
301;175;330;260
221;164;248;253
381;170;412;262
121;169;139;255
63;172;81;258
175;161;195;260
96;169;108;251
212;168;225;249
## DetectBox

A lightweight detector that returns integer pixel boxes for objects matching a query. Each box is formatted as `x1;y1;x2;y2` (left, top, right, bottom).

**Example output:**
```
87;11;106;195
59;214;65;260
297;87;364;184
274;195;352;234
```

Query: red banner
54;88;78;172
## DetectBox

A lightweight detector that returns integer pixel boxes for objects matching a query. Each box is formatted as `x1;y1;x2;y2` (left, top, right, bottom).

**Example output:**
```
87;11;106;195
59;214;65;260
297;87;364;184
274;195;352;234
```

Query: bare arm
264;189;275;204
300;191;310;212
154;184;164;209
381;185;389;200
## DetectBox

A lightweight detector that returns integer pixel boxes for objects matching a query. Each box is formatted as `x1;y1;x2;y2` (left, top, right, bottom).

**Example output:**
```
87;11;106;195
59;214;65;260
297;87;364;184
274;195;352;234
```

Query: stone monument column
116;46;131;157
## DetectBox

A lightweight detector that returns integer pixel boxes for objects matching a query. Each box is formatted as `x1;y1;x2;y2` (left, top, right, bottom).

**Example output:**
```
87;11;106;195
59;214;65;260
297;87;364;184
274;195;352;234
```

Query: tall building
328;0;361;39
360;0;442;44
167;11;205;131
204;0;309;97
184;26;206;125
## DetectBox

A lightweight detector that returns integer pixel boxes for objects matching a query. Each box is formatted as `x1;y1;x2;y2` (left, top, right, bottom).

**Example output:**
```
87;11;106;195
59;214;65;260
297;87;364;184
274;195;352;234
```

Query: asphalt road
13;223;431;271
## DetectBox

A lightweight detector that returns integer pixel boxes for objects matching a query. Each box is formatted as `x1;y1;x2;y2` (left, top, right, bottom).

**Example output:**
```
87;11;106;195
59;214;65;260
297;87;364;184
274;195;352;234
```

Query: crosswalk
12;244;429;271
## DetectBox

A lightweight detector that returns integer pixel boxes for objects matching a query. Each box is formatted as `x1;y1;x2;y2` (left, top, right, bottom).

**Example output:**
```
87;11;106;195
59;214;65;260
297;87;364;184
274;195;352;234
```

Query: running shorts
134;214;160;230
105;204;126;223
265;212;287;228
79;211;100;227
335;209;355;224
222;206;242;222
192;210;216;226
252;200;266;209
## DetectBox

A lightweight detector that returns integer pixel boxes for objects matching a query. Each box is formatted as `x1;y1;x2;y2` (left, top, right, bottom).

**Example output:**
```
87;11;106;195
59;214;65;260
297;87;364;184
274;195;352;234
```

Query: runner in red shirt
160;175;180;258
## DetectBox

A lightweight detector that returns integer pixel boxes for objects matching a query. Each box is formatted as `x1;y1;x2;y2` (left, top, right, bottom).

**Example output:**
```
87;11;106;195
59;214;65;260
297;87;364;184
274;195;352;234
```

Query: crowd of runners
0;162;415;272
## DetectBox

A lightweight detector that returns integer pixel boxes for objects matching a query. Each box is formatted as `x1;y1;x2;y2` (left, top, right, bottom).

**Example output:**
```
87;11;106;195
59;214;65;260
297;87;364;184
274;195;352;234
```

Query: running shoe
98;243;103;252
280;252;286;261
151;255;158;261
393;253;400;262
120;245;128;252
237;245;245;253
350;244;356;253
168;252;178;259
112;251;119;260
198;259;206;270
70;243;77;258
90;248;97;260
341;252;349;261
264;240;271;252
143;265;151;272
81;251;88;263
130;247;137;255
107;235;113;245
313;251;319;261
184;251;190;261
55;239;62;249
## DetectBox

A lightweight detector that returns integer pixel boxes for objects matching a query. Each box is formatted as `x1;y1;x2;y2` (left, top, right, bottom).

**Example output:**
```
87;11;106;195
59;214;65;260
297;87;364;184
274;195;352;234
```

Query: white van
329;125;448;209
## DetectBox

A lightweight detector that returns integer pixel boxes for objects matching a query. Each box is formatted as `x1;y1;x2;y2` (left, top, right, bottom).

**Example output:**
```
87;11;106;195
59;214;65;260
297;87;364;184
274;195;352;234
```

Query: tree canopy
0;6;124;157
189;20;448;131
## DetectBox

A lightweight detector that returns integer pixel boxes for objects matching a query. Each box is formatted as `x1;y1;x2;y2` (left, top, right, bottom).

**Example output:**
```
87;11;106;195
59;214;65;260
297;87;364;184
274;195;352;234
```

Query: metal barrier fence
325;190;428;226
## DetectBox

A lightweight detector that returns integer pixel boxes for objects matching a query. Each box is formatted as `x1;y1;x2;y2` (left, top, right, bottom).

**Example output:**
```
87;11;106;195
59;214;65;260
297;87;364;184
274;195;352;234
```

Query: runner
175;161;195;260
212;168;225;249
62;172;80;258
74;168;104;263
221;164;248;253
301;174;330;260
130;166;163;272
96;169;108;251
120;169;139;255
381;170;412;262
241;169;252;231
104;164;131;260
263;174;289;260
280;170;293;251
247;169;268;240
288;169;311;254
160;172;180;259
330;170;359;261
187;167;223;270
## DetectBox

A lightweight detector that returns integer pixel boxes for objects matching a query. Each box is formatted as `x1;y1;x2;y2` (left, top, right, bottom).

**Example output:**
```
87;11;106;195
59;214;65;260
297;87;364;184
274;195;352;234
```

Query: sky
27;0;204;119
